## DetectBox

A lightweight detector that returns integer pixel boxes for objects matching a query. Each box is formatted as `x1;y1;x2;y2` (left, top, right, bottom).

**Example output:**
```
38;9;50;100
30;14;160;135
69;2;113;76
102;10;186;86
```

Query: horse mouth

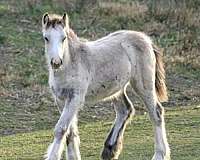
51;63;62;70
51;65;64;72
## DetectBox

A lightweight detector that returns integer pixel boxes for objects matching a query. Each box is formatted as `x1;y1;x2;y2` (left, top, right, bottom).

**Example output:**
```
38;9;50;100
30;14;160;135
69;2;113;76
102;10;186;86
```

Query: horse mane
68;29;78;41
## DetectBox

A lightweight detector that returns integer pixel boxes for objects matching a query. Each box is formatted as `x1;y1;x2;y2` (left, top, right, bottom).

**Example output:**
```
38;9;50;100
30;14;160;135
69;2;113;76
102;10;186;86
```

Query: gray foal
42;13;170;160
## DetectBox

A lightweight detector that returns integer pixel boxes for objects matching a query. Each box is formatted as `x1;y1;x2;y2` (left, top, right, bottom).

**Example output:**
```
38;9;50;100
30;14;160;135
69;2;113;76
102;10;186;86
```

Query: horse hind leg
101;85;135;160
130;79;170;160
151;102;170;160
145;96;170;160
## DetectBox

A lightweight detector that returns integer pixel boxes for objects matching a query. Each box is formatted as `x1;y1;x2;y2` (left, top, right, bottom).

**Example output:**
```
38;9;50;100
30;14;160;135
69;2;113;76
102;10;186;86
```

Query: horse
42;13;170;160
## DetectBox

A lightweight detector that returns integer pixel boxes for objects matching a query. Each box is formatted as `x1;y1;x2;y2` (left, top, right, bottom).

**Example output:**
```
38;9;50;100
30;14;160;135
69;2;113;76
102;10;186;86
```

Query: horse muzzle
51;58;63;69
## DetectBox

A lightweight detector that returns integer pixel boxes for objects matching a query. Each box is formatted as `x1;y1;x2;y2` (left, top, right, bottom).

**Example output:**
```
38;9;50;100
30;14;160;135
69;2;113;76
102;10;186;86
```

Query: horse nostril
50;59;54;66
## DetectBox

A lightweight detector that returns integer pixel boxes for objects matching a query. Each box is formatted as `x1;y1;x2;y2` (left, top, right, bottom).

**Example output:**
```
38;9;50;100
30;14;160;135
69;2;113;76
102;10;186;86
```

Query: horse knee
54;127;66;141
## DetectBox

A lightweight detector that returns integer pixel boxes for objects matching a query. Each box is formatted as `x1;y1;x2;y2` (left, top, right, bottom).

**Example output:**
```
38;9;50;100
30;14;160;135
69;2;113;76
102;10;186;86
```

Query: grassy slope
1;106;200;160
0;0;200;159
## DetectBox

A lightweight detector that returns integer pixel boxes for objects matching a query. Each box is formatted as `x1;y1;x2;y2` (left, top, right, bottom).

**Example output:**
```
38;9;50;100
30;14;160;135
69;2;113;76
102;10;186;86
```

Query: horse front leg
66;116;81;160
44;91;85;160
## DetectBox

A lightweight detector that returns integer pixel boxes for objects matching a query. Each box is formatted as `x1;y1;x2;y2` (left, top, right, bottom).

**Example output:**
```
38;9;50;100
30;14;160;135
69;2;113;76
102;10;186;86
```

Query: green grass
1;106;200;160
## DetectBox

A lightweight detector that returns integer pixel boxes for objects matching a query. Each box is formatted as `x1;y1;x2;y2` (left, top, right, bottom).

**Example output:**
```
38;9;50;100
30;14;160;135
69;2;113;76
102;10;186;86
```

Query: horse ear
42;13;49;26
62;13;69;27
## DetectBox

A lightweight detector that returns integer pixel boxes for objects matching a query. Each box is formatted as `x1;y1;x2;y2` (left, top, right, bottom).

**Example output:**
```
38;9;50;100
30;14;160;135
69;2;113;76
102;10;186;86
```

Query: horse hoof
101;144;115;160
151;151;170;160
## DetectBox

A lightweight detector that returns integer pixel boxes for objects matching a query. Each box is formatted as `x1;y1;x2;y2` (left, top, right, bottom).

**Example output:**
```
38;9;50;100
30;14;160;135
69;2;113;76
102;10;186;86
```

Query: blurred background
0;0;200;159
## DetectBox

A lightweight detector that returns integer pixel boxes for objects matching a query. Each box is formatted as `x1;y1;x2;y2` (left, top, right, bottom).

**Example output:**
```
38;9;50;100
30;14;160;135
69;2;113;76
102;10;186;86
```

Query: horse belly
85;58;131;104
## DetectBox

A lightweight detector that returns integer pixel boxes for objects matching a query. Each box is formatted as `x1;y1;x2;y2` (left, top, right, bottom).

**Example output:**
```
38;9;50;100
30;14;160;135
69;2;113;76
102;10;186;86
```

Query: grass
0;0;200;159
1;106;200;160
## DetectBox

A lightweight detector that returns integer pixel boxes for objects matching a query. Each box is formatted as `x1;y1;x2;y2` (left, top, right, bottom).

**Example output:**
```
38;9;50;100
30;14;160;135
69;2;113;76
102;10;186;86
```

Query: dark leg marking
102;127;118;160
156;103;163;124
66;131;73;146
101;93;134;160
61;88;74;100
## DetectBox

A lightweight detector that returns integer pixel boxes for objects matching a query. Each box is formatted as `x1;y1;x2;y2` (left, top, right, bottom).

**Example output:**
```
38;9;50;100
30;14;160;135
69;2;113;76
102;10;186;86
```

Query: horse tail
153;44;168;102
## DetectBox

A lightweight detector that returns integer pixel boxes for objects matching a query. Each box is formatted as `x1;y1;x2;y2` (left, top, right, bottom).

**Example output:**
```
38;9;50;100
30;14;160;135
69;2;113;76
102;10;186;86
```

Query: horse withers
42;13;170;160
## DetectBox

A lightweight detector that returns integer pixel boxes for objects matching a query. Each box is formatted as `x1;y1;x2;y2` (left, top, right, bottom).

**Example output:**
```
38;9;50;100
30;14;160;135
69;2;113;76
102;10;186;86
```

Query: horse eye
62;36;66;42
44;37;49;42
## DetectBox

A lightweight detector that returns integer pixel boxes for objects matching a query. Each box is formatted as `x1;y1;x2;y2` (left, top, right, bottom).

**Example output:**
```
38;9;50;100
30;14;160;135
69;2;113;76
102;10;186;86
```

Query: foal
42;13;170;160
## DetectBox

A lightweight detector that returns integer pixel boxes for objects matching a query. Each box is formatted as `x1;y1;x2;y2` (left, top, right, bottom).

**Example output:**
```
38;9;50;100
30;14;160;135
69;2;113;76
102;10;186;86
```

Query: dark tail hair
153;44;168;102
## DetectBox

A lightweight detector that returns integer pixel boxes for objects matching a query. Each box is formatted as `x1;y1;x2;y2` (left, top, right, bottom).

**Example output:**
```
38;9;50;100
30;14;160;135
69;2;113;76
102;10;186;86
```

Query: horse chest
49;75;74;101
51;86;75;101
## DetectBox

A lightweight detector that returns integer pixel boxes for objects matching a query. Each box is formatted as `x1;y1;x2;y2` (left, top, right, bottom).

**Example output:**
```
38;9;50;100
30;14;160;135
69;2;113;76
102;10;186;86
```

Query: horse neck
67;36;83;62
59;28;79;67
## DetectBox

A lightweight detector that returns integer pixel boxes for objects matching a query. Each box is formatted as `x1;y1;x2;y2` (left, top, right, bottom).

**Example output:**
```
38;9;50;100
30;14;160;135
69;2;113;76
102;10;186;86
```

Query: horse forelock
45;14;64;29
44;14;78;41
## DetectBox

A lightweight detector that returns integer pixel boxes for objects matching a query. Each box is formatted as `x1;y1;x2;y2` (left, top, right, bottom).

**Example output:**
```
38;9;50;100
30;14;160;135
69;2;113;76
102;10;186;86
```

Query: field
0;0;200;159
